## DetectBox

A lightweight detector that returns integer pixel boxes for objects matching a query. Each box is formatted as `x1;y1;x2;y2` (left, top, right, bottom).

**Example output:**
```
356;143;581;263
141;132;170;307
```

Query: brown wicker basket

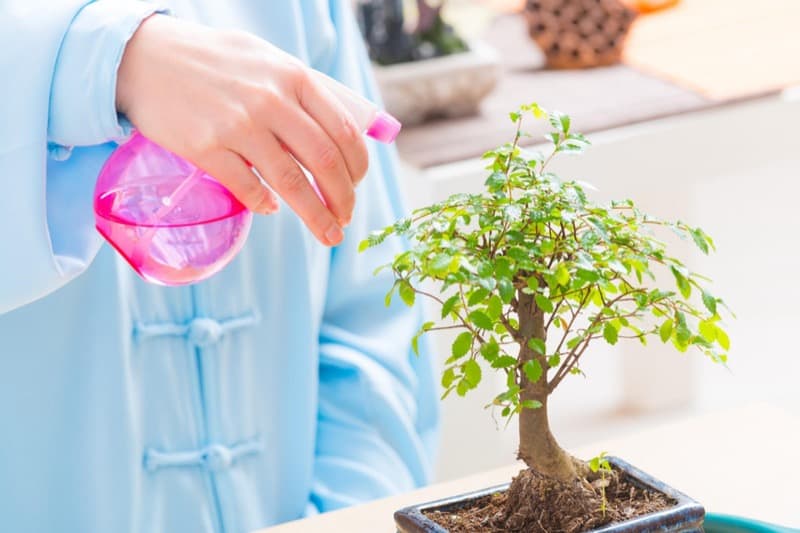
524;0;637;69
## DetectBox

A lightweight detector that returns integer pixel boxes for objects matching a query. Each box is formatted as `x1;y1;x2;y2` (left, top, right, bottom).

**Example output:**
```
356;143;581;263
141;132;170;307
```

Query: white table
260;403;800;532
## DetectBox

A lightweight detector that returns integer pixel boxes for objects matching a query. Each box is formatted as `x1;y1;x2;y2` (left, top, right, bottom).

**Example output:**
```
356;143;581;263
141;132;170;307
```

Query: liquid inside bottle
94;173;252;285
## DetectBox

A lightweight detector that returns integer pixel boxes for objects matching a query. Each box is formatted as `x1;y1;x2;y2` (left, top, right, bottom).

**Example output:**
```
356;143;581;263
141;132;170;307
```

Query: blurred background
353;0;800;482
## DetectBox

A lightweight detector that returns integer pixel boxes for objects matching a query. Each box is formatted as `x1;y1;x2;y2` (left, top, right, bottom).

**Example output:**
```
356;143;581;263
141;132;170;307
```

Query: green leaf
702;291;717;315
555;264;570;286
384;282;398;307
358;239;370;253
468;288;490;306
603;323;619;345
441;294;460;319
468;310;494;330
691;228;710;254
492;355;518;369
486;295;503;320
441;367;456;388
716;327;730;350
480;340;500;361
548;354;561;367
534;293;554;313
398;280;416;307
527;338;546;354
456;379;470;397
429;253;453;275
659;320;673;343
566;336;583;350
463;359;482;387
523;359;543;384
670;266;692;299
521;399;543;410
698;320;717;343
451;331;473;359
498;279;515;304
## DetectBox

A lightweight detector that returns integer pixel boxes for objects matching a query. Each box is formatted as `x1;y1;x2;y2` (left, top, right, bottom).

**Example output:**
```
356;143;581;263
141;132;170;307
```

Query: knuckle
216;107;251;142
284;60;310;88
316;144;340;172
186;129;220;158
277;165;308;195
246;86;280;115
240;180;268;209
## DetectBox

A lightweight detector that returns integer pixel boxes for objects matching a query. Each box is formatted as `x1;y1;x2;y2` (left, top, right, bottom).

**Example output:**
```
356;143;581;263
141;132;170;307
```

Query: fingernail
325;224;344;246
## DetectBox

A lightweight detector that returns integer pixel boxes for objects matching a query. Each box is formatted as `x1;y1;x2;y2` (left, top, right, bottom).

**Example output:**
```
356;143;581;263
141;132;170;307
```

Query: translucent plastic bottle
94;71;401;286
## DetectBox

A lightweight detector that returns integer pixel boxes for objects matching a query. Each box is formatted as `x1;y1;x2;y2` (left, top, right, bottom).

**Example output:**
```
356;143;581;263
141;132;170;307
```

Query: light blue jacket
0;1;438;532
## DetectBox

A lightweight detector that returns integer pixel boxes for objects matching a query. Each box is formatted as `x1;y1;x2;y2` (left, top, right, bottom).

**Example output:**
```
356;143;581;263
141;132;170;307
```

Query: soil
423;467;675;532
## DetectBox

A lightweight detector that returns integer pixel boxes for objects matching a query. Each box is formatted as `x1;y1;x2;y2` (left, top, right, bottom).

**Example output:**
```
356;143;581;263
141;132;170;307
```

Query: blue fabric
0;1;439;533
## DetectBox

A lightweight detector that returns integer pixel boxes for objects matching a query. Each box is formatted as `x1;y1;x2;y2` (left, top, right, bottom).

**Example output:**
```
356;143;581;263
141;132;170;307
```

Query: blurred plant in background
357;0;468;65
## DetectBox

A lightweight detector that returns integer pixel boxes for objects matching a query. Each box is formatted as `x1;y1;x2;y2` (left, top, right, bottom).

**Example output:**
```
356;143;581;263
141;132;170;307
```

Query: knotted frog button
203;444;233;472
187;317;224;348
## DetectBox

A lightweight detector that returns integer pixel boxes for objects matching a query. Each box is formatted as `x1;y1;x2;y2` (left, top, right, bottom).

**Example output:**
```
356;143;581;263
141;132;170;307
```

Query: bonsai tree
361;105;730;529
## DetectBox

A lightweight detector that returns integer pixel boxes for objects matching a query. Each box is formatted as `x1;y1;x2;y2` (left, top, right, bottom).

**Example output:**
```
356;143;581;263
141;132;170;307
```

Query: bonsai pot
372;40;499;126
395;457;705;533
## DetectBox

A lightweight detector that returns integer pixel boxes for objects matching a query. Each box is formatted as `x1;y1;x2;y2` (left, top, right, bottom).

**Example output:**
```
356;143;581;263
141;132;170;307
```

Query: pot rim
394;456;705;533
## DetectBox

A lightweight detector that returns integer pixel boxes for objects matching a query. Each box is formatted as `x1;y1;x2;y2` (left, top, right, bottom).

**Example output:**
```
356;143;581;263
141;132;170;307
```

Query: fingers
269;102;357;227
196;150;280;214
296;74;370;186
240;132;345;246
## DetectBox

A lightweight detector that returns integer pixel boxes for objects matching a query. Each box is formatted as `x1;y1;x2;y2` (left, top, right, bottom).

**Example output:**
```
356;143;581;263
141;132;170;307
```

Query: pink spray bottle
94;71;401;286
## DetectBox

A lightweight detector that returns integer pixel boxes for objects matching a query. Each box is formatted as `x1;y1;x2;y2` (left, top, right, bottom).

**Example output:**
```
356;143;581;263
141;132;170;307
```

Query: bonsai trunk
516;292;584;483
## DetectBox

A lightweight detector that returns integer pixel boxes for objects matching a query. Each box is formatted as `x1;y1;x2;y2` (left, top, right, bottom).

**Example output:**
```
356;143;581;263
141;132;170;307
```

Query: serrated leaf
468;310;494;330
527;338;546;354
463;360;482;387
523;359;543;383
451;331;473;359
534;293;554;313
603;323;618;345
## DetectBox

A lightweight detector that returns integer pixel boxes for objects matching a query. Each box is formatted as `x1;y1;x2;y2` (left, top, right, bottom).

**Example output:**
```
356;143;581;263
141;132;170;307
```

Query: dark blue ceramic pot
395;457;704;533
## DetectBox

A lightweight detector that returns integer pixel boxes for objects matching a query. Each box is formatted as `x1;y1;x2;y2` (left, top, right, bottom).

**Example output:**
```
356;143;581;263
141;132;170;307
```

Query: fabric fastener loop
133;312;260;348
144;436;263;473
187;318;224;348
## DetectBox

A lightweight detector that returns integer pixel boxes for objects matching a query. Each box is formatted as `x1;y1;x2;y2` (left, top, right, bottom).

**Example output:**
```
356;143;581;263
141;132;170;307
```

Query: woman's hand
116;15;369;246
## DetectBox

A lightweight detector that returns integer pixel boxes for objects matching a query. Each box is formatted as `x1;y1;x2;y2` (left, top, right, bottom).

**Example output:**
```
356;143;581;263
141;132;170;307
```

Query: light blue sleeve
308;2;440;513
49;0;166;148
0;0;162;314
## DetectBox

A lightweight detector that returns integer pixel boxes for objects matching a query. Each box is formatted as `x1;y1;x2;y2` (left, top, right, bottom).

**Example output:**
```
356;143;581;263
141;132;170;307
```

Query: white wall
398;93;800;481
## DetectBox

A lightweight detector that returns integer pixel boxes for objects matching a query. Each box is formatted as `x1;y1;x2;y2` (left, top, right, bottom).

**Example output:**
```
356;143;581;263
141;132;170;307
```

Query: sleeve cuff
48;0;168;150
